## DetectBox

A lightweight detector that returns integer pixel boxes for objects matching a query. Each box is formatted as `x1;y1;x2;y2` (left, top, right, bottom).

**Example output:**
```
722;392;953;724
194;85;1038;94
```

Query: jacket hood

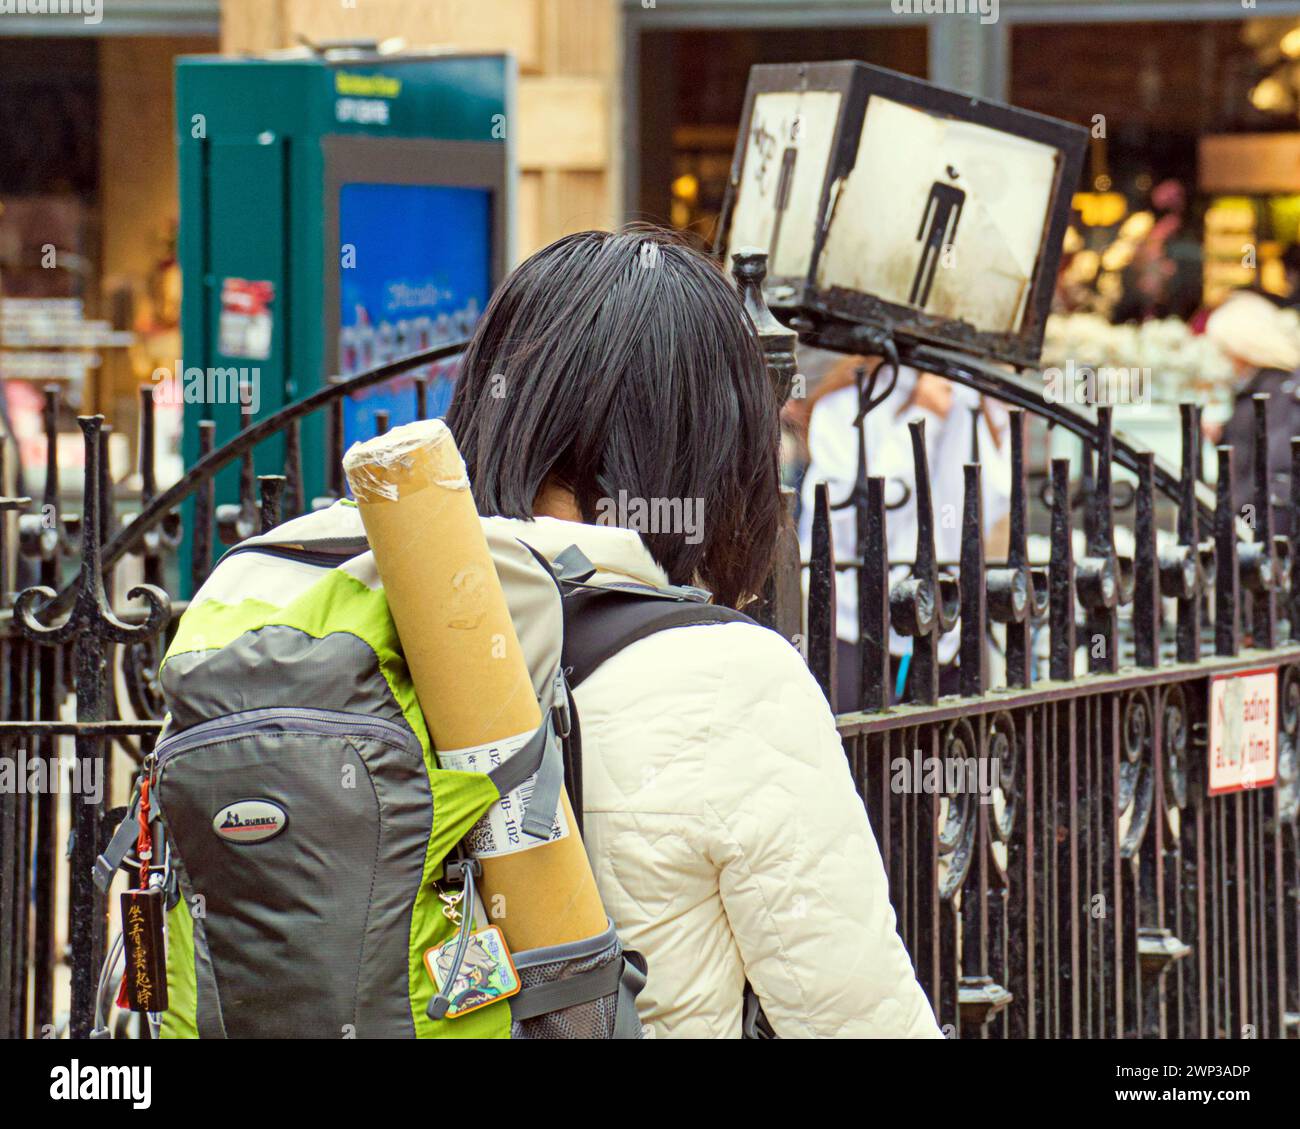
484;515;670;590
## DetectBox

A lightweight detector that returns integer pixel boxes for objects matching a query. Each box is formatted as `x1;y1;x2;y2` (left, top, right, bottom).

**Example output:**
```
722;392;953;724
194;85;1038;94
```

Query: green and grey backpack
92;499;737;1040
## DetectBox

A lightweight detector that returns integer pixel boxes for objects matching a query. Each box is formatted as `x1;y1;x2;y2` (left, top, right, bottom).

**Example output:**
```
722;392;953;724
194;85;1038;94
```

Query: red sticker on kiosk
1208;668;1278;796
218;277;275;361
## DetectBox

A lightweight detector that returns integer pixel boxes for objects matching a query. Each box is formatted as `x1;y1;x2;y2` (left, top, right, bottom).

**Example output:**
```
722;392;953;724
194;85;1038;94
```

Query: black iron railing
793;346;1299;1038
0;341;464;1040
0;251;1296;1040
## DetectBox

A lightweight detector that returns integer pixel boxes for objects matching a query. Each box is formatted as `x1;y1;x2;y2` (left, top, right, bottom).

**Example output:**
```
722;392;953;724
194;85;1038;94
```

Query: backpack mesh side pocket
509;922;643;1039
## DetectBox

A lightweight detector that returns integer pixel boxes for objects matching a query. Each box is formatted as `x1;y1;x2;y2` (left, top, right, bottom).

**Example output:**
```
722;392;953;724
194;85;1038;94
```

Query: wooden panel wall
98;36;219;419
221;0;620;259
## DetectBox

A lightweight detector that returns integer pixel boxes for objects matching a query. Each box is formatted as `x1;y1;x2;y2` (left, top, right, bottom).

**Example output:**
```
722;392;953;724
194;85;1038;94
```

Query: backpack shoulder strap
561;585;755;689
557;581;774;1038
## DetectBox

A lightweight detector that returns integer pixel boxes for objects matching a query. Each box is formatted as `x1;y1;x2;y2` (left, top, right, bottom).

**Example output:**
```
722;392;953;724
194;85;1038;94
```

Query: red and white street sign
1208;668;1278;796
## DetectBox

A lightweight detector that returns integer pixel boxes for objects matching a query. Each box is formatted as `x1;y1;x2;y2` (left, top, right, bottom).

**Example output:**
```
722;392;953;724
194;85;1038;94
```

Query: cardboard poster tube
343;419;606;950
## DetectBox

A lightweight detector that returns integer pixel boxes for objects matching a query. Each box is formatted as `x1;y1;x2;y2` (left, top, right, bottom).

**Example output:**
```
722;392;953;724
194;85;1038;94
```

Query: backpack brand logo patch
212;800;287;844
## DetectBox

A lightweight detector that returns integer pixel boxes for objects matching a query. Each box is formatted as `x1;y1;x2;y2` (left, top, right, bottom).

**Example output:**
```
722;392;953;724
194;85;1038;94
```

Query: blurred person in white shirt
797;355;1012;709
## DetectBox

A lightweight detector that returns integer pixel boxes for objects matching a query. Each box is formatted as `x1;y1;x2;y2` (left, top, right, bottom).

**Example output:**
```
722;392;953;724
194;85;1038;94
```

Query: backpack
92;501;752;1039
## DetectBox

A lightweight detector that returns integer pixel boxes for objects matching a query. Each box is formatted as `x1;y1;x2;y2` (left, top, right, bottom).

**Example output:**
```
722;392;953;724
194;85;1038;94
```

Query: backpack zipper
218;544;356;569
154;706;418;768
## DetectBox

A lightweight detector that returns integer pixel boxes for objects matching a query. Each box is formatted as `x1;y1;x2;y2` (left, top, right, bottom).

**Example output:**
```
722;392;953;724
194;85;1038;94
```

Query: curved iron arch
36;339;470;620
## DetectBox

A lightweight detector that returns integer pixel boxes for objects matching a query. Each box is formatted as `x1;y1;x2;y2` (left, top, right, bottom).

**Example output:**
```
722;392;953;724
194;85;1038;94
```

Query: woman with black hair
448;228;939;1038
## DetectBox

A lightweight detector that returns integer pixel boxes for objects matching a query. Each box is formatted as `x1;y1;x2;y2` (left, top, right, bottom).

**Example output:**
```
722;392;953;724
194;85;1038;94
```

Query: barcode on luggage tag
439;732;569;858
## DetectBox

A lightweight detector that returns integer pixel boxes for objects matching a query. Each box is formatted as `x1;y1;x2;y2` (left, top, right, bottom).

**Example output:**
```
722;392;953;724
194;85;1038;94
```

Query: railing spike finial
1291;436;1300;641
1240;394;1279;647
730;247;799;407
192;419;217;593
1171;403;1205;662
1215;444;1240;657
1094;404;1116;551
910;419;935;577
97;425;116;610
415;373;429;420
807;481;838;712
1134;452;1160;669
325;374;348;503
1049;456;1076;682
15;416;171;648
1080;436;1097;545
138;384;157;504
18;383;80;572
216;451;260;546
887;419;957;706
988;408;1036;688
959;462;987;697
284;418;305;519
0;442;32;610
1075;405;1127;674
859;476;891;713
132;387;181;596
259;475;287;533
42;384;63;527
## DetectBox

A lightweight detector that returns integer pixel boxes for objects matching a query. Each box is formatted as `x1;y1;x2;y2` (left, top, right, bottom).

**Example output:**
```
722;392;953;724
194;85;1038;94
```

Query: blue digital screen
338;182;492;448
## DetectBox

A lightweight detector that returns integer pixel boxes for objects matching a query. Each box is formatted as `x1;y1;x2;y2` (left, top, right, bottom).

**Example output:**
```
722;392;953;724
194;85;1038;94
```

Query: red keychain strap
136;777;153;890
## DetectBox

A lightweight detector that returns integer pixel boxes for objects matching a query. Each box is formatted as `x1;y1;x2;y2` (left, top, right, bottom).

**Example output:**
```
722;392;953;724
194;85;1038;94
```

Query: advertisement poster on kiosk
338;181;493;448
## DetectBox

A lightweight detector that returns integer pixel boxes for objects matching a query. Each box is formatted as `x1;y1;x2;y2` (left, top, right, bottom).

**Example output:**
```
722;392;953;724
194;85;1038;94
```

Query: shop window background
636;26;928;247
0;38;98;300
1011;18;1297;318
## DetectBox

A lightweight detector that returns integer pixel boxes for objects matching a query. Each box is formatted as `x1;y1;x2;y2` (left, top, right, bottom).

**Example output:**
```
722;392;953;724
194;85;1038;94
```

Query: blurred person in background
796;354;1011;710
1204;289;1300;535
1276;243;1300;311
1113;178;1202;324
780;344;845;511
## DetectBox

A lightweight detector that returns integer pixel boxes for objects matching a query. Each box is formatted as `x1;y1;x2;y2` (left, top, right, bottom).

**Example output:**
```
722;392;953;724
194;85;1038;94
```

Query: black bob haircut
447;227;783;610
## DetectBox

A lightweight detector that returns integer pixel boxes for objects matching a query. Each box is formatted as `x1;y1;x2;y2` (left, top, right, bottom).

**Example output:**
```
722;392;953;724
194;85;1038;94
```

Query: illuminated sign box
718;61;1087;368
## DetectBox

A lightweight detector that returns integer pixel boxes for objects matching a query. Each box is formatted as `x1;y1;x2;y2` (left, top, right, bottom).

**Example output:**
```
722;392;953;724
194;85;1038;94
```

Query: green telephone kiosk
175;47;514;590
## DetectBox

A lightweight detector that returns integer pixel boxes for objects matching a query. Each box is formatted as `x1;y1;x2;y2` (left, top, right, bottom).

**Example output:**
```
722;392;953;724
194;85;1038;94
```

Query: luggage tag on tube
424;925;521;1019
118;888;169;1013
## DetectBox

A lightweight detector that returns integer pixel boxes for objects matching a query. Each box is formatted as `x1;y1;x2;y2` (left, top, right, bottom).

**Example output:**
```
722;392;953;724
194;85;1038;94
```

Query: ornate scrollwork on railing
15;385;82;574
938;716;980;903
116;386;185;731
121;634;168;728
890;420;961;706
1163;683;1190;814
1130;684;1192;1011
1279;665;1300;830
28;340;470;627
827;349;913;518
988;710;1019;845
1119;689;1155;859
15;417;171;650
940;713;1015;1033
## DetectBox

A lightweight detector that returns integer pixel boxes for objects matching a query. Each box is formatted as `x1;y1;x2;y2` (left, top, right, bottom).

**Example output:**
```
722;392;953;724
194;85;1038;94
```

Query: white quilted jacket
506;517;942;1039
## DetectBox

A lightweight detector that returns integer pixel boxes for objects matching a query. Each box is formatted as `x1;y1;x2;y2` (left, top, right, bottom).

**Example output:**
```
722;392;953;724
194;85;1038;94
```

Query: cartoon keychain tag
424;925;521;1018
